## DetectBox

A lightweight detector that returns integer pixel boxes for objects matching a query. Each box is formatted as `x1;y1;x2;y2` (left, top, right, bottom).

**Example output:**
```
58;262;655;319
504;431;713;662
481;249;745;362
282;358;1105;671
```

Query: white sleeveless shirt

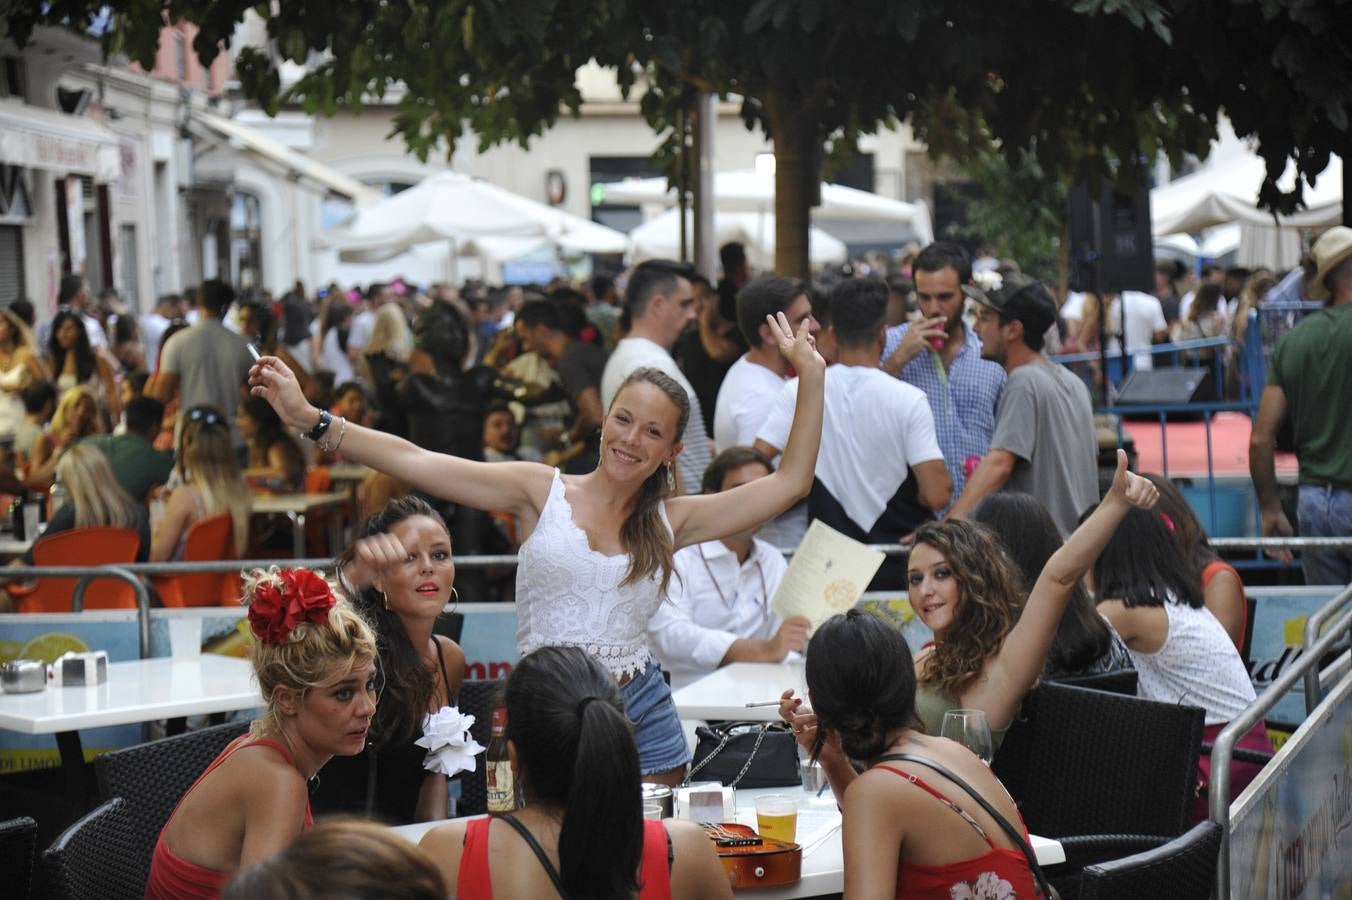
515;470;671;680
1127;600;1256;725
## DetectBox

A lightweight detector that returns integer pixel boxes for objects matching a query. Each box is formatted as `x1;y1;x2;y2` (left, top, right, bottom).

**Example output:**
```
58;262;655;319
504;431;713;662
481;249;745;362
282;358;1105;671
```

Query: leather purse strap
876;753;1056;900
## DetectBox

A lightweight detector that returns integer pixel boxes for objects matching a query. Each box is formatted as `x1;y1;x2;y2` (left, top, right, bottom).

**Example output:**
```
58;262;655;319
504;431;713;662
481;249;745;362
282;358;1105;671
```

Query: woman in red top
419;646;731;900
784;610;1039;900
145;567;378;899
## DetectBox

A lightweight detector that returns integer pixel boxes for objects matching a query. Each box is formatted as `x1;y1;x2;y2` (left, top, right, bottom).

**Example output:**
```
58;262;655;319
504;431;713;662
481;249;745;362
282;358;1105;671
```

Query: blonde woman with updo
150;405;252;562
145;568;378;900
27;384;102;487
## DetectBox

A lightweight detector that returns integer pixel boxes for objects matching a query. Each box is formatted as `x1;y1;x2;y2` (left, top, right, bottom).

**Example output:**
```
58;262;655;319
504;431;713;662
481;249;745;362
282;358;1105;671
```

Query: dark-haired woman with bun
419;646;732;900
788;609;1039;898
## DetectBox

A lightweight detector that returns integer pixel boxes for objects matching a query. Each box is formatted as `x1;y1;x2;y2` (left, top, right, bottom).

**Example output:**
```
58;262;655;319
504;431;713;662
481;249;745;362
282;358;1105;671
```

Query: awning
0;99;121;182
190;111;381;206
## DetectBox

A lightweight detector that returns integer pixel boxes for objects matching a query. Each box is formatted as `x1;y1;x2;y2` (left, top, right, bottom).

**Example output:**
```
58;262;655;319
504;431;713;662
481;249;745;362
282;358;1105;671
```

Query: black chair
993;681;1204;838
41;797;142;899
455;678;504;816
0;817;38;900
1078;821;1223;900
1054;669;1138;696
93;719;250;889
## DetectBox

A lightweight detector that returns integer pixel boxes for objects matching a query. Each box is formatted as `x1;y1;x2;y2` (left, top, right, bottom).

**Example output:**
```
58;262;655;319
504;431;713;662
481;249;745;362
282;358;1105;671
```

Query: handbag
877;752;1060;900
685;721;801;789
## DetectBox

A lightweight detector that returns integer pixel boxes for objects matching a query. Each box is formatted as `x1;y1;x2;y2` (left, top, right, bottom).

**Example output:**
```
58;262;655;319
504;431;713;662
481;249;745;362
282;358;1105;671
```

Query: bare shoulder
433;634;466;696
419;817;469;856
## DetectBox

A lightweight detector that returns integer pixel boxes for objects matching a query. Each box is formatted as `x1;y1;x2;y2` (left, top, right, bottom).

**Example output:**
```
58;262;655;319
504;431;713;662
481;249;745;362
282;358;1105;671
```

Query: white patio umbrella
1152;153;1342;235
320;171;627;264
627;209;848;269
596;170;934;243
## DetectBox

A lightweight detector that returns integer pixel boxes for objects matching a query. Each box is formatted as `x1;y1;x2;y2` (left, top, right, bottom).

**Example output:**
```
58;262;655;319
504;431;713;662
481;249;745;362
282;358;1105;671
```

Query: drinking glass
941;709;994;764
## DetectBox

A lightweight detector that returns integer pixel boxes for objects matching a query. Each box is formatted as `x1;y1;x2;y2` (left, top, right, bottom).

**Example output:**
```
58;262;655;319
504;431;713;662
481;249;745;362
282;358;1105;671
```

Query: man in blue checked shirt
880;242;1005;501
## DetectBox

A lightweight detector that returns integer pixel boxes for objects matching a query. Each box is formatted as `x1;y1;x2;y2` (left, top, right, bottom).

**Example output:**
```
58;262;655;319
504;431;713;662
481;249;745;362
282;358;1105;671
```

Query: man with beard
880;242;1005;500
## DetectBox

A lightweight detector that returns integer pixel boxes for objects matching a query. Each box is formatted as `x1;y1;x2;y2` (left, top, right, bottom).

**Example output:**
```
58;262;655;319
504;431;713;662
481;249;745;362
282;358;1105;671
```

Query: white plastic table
672;662;806;723
0;655;261;804
391;785;1064;897
251;491;349;558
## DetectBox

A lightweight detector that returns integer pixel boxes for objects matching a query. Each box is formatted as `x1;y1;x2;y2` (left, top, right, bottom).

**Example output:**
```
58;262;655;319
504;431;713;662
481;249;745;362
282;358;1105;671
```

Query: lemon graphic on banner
20;633;89;663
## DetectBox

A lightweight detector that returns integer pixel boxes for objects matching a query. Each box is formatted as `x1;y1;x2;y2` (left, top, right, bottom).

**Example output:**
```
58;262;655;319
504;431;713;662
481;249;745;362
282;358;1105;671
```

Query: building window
0;225;24;305
175;32;188;82
230;192;263;290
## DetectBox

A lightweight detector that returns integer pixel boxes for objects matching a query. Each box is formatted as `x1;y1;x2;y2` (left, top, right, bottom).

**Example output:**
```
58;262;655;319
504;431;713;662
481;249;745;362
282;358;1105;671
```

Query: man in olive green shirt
1250;226;1352;585
80;397;174;503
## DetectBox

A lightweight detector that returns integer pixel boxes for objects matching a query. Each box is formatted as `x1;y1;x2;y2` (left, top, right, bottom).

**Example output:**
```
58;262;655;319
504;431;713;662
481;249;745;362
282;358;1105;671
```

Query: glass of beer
754;794;798;843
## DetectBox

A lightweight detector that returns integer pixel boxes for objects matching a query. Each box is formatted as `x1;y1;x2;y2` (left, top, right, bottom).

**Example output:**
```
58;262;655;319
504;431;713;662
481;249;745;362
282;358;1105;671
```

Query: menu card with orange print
770;520;884;632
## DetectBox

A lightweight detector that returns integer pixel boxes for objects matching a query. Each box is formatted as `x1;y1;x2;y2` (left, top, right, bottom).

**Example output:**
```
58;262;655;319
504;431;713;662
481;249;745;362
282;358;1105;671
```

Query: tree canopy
8;0;1348;276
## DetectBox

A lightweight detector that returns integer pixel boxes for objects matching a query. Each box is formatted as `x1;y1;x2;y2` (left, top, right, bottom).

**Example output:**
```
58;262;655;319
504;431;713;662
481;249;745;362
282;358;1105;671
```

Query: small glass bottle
485;707;518;813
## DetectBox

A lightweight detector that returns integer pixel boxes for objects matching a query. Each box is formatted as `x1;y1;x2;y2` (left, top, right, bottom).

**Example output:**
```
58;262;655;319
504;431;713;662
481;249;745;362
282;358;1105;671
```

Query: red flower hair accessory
247;568;337;645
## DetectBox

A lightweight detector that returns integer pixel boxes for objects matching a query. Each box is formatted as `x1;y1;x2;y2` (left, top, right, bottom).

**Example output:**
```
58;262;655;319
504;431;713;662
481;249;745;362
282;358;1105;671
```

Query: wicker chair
0;817;38;900
1078;821;1223;900
93;720;250;889
455;678;504;816
41;798;142;900
1054;669;1139;696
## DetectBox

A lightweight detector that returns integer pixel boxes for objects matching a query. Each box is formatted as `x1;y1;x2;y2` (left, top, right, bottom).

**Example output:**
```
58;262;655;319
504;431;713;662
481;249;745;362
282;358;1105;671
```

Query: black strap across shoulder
495;813;569;898
875;753;1055;900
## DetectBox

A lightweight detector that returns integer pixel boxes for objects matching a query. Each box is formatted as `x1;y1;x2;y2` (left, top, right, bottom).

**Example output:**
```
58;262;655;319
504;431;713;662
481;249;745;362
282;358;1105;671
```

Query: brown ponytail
611;368;689;593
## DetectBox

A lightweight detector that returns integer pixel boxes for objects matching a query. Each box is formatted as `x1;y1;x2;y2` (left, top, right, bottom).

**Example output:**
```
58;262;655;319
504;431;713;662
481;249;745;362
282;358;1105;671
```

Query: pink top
144;737;313;900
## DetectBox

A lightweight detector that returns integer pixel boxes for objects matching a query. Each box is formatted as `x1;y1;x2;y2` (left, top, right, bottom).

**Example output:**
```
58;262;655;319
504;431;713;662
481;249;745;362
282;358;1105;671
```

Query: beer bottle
485;707;517;813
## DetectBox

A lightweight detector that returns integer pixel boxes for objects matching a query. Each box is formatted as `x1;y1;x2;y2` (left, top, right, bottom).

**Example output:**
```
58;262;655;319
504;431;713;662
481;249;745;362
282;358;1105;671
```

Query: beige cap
1307;225;1352;300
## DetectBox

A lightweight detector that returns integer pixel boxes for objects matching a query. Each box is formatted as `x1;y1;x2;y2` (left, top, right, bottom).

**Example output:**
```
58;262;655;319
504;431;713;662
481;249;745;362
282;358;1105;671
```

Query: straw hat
1307;225;1352;300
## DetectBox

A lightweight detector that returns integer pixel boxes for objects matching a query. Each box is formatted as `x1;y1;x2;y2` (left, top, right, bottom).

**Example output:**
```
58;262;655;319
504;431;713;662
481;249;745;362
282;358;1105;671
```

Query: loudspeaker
1115;367;1212;405
1067;182;1154;294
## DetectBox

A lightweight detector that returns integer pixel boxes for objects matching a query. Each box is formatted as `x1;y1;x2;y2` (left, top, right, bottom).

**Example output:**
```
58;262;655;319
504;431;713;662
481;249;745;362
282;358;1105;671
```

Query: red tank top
875;764;1040;899
144;737;314;900
456;816;672;899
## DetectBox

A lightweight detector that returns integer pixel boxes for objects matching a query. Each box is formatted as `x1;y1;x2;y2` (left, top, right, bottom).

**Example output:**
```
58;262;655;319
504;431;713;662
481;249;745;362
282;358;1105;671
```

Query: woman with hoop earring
311;495;467;824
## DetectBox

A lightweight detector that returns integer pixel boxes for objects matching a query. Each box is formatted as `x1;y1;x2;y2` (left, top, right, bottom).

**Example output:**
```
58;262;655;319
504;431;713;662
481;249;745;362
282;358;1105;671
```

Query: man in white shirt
756;279;951;587
139;293;186;372
712;275;818;452
1107;290;1168;371
648;447;809;690
600;260;712;494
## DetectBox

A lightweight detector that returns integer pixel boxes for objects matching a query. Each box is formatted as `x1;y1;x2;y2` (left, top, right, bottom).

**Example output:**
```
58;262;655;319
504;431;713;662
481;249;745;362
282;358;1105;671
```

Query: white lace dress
515;469;669;680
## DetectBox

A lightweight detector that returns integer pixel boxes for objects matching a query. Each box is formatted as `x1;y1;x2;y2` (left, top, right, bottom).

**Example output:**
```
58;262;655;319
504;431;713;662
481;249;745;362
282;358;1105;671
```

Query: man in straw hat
1250;225;1352;585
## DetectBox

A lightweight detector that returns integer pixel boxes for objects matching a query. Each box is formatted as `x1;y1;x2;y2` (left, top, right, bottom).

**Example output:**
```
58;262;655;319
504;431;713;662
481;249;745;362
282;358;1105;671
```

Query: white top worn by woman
1126;601;1256;725
515;469;671;680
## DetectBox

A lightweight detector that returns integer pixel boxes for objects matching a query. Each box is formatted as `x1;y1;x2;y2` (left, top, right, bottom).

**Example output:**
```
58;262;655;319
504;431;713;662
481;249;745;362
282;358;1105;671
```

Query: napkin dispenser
52;651;108;687
675;783;737;822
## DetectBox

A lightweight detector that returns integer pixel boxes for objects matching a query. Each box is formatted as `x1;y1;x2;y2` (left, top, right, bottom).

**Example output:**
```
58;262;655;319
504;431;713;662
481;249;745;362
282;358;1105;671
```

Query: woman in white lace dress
249;310;823;785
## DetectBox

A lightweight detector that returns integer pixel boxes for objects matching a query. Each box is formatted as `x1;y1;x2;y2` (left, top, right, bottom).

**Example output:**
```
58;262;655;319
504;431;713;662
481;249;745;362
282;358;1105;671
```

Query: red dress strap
455;817;671;900
874;765;999;848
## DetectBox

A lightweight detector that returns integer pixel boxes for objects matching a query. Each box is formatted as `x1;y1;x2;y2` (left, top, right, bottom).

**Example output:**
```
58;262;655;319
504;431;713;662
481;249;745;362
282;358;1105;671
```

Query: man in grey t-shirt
946;273;1098;536
149;280;255;449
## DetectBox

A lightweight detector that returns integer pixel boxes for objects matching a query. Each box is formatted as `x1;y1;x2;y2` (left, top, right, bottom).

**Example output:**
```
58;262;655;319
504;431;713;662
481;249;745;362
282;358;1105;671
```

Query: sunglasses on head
187;407;225;428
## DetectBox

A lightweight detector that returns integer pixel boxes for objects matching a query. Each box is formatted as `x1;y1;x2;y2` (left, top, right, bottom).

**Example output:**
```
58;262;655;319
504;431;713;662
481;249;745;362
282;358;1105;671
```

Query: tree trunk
767;91;812;280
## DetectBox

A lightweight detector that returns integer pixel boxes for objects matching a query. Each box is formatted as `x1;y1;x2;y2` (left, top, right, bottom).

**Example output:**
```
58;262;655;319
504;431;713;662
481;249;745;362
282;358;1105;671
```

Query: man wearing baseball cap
945;272;1098;537
1250;225;1352;584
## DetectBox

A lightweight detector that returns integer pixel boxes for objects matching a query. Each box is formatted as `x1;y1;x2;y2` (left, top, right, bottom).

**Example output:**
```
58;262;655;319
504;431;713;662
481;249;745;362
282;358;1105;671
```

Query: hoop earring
379;590;389;611
665;462;675;493
449;587;460;614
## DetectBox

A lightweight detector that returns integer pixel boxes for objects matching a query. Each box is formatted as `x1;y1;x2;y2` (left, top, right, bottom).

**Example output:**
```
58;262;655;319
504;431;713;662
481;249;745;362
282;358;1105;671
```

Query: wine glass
941;709;994;764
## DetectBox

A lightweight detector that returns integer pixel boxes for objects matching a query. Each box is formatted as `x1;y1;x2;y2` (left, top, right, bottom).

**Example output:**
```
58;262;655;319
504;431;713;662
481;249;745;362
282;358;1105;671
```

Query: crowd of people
8;223;1351;898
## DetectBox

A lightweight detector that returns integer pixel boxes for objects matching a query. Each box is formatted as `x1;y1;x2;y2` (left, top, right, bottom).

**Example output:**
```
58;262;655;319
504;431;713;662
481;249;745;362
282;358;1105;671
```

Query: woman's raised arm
248;355;551;519
667;312;824;547
970;449;1158;723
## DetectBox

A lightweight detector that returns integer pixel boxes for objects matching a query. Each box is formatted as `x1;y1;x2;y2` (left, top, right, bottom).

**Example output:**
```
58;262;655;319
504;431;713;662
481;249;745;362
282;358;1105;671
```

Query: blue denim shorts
621;659;690;775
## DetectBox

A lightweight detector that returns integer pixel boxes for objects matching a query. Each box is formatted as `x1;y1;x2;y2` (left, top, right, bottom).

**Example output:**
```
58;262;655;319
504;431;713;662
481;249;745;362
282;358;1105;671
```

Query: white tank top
0;358;26;439
1128;601;1256;725
514;469;671;680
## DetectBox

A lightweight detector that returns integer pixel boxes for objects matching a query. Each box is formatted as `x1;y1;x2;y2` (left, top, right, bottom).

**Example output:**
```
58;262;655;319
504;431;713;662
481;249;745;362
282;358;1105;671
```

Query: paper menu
770;520;885;631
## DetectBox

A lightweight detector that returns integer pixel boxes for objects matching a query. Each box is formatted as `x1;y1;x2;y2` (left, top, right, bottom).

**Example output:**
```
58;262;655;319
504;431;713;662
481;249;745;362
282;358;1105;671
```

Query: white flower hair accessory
416;706;486;777
971;269;1004;294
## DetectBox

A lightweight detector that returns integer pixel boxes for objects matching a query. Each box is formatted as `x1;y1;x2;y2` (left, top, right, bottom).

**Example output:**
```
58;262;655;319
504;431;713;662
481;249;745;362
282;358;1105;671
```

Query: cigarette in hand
247;344;261;362
745;700;785;708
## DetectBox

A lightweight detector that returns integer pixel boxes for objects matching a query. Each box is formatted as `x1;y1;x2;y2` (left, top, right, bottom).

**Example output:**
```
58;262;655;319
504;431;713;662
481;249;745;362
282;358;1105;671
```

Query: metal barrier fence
1209;583;1352;898
1301;584;1352;714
